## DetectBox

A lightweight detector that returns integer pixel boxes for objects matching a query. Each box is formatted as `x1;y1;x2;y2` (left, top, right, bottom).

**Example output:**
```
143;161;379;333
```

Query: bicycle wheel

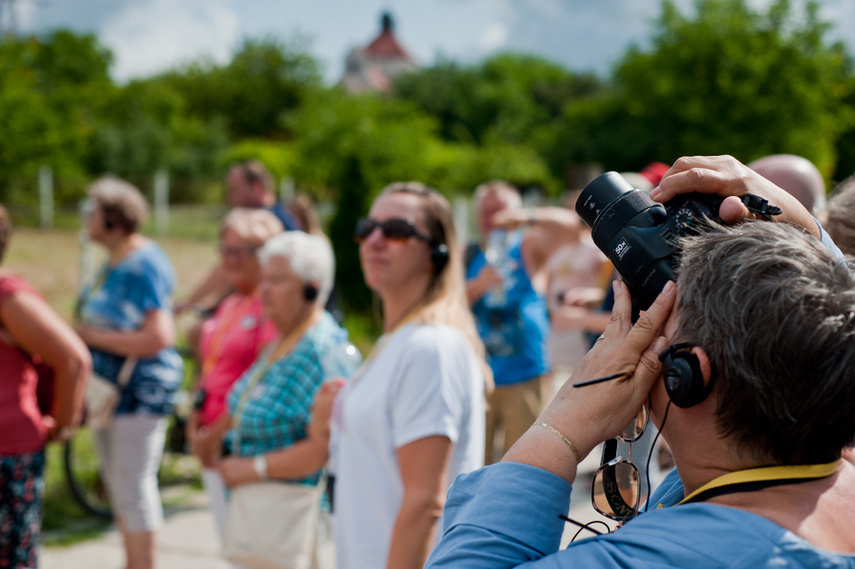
64;427;113;519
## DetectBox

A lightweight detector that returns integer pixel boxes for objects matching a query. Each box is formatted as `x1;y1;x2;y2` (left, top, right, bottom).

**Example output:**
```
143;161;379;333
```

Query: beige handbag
221;480;325;569
221;341;331;569
84;357;137;430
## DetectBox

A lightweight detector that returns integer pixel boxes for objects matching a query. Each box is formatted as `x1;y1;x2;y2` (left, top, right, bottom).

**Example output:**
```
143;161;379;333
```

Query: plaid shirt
226;312;347;485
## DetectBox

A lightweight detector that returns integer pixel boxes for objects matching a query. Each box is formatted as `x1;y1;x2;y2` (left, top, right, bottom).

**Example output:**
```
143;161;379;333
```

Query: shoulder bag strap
116;356;137;388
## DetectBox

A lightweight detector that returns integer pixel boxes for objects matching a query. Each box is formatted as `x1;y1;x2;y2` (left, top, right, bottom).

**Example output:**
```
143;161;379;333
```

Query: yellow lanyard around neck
678;460;841;505
232;312;318;427
200;292;259;378
350;307;425;387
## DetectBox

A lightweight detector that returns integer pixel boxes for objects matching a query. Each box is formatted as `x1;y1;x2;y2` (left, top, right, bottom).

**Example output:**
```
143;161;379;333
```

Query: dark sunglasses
591;404;650;522
561;402;657;541
354;217;432;243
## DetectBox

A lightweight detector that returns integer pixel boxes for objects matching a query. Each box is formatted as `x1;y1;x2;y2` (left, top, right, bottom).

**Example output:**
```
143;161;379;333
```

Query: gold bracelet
534;422;581;463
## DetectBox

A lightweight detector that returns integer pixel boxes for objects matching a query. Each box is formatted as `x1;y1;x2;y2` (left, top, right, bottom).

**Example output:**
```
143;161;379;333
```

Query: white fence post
154;169;169;235
38;165;53;229
280;176;295;205
78;199;96;295
454;196;470;245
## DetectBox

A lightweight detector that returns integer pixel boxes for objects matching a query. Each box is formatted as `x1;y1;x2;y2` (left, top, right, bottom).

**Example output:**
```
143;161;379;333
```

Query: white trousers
95;414;167;533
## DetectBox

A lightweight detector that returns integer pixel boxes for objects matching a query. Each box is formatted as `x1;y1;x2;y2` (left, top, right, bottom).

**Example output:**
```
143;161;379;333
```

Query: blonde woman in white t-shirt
312;182;489;569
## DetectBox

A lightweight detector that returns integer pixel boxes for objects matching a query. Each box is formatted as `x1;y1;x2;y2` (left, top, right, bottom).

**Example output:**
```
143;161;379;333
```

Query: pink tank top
0;273;48;454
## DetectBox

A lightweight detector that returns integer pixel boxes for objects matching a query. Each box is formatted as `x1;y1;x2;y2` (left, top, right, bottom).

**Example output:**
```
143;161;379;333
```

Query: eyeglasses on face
353;217;432;244
220;245;260;258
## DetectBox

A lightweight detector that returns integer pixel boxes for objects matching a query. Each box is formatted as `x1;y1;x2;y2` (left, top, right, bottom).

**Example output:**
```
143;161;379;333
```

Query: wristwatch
253;454;269;481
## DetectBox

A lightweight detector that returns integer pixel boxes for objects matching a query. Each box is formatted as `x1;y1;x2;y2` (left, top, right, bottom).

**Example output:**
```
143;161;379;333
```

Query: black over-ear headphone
658;342;711;408
303;283;319;302
430;243;450;275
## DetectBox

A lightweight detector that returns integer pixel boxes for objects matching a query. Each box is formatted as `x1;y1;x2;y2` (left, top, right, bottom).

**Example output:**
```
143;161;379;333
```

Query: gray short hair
258;232;334;306
89;176;149;233
674;221;855;464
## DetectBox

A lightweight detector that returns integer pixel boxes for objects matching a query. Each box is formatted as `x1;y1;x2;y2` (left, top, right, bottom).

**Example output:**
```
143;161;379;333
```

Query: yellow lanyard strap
678;460;841;505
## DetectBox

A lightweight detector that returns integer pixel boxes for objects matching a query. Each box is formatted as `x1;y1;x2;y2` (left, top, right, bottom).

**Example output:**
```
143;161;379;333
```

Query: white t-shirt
330;321;485;569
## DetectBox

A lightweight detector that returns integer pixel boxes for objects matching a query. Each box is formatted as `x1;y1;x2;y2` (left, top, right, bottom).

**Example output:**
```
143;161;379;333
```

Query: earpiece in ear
104;216;115;231
430;243;450;275
303;284;319;302
659;343;709;408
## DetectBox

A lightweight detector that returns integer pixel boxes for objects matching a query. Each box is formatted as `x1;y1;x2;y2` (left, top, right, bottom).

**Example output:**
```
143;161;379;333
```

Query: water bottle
320;341;363;382
484;229;510;306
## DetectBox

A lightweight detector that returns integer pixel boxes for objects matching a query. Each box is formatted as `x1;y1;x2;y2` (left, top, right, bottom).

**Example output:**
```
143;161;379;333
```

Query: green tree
394;54;601;147
92;79;229;203
558;0;854;176
393;53;600;192
161;36;322;140
833;74;855;182
289;90;439;196
328;155;372;312
0;31;115;204
290;87;558;199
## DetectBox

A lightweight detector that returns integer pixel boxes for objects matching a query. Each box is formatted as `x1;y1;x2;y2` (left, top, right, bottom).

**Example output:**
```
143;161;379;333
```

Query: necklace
200;292;259;378
677;460;841;505
232;311;320;426
349;307;425;387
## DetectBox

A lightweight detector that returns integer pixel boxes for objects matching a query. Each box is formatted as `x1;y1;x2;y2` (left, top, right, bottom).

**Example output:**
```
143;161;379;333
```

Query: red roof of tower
363;12;414;61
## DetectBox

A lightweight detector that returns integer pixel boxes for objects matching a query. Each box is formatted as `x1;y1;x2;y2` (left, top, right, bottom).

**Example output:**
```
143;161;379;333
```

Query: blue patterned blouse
78;242;183;416
226;311;355;486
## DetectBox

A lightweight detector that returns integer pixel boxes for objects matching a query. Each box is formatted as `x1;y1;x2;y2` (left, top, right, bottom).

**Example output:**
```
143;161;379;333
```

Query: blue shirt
226;312;356;486
426;462;855;568
79;243;183;416
466;232;550;386
267;203;299;231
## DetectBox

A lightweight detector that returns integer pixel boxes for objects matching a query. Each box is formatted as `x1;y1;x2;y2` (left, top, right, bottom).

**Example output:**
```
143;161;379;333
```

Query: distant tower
341;11;418;93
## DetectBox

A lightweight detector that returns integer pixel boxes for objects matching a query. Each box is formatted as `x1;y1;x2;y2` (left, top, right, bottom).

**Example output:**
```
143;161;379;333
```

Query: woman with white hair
75;176;183;569
205;231;359;568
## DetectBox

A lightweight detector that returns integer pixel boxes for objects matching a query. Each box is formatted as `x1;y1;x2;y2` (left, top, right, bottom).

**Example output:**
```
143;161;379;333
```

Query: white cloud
479;22;509;52
15;1;37;32
100;0;241;82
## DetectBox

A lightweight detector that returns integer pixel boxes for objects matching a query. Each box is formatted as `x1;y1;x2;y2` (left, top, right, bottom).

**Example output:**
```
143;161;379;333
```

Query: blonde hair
379;182;492;387
288;193;324;236
219;208;284;247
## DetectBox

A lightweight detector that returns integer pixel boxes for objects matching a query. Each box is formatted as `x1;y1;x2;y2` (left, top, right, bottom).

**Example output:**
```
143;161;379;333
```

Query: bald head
748;154;826;215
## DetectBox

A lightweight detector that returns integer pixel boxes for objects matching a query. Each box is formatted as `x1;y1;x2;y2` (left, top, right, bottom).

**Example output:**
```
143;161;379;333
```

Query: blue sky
15;0;855;83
